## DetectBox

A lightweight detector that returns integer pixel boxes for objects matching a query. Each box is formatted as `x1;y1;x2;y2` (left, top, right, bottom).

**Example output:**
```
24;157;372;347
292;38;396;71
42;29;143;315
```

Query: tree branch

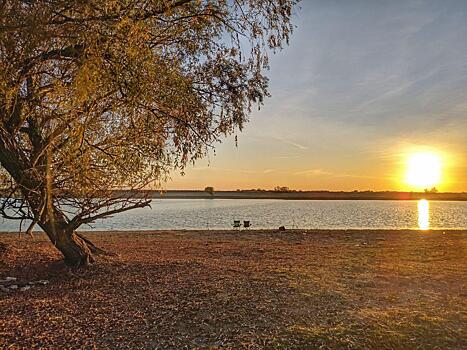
0;0;195;33
68;199;151;231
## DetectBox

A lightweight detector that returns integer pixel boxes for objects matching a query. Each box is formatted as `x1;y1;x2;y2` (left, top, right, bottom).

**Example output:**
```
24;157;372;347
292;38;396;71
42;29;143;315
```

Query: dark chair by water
243;220;251;229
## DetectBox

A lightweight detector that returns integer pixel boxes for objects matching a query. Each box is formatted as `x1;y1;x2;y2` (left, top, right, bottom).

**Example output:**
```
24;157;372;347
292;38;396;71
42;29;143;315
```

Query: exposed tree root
75;233;117;257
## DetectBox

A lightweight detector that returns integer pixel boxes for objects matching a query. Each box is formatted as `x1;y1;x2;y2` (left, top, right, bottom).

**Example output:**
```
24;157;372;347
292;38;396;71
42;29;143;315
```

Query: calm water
0;199;465;232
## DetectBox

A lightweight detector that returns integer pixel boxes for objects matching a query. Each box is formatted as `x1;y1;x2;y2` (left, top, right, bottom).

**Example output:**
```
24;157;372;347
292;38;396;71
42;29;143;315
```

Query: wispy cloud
293;168;387;180
274;137;308;150
190;166;275;175
354;68;441;112
273;154;302;159
294;168;332;176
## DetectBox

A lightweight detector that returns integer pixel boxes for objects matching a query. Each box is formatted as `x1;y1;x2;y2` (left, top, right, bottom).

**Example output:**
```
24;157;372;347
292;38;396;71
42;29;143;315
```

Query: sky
169;0;467;192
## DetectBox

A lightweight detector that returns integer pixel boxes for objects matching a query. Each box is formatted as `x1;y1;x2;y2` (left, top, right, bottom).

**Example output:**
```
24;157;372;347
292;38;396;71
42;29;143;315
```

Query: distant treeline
110;190;467;201
1;189;465;201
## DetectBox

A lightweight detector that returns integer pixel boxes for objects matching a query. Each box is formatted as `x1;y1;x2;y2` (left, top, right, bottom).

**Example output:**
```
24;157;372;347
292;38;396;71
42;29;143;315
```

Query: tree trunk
43;227;114;267
0;136;108;267
41;225;112;267
38;218;93;267
51;230;94;267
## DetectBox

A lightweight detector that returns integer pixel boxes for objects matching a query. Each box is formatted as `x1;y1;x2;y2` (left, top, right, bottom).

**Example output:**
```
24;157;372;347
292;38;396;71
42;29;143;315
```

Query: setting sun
405;152;442;189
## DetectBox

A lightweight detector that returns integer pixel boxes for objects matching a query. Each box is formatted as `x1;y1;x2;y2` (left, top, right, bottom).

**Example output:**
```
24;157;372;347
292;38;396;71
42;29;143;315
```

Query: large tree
0;0;298;267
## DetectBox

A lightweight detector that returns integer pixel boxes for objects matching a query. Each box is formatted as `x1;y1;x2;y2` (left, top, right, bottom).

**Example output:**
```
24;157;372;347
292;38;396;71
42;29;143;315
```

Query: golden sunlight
405;152;441;189
417;199;429;230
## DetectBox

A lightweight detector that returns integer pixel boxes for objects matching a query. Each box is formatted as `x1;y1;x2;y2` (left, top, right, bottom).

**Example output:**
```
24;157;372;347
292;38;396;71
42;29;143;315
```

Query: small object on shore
35;280;49;285
0;278;50;293
279;226;286;231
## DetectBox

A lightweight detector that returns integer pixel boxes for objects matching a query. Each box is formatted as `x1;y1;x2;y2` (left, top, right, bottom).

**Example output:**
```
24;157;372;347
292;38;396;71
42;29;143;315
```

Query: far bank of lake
114;190;467;201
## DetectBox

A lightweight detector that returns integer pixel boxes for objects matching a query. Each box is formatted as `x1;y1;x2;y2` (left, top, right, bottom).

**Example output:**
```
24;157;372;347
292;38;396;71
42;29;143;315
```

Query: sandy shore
0;229;466;349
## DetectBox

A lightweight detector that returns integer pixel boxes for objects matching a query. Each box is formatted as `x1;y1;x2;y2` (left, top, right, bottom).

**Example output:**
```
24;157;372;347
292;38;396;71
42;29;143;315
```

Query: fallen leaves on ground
0;229;465;349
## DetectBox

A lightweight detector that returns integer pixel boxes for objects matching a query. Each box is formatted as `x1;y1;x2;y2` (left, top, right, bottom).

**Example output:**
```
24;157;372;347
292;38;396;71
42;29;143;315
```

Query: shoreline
1;228;467;235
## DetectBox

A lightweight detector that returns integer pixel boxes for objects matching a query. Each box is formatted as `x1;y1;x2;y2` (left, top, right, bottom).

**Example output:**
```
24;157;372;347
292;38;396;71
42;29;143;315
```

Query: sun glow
405;152;442;189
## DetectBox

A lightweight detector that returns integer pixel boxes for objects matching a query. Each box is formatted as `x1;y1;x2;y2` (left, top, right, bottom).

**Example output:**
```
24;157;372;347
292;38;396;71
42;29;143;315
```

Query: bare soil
0;229;466;349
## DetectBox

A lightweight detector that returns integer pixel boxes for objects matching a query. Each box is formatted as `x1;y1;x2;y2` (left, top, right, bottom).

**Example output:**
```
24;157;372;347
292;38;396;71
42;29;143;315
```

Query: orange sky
167;136;466;192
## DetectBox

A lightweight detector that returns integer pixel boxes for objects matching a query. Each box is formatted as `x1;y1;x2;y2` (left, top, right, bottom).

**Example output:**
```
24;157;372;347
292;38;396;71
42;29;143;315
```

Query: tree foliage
0;0;298;265
204;186;214;195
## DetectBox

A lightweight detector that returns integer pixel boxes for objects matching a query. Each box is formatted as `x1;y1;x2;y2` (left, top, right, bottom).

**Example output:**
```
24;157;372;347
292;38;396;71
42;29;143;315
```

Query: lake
0;199;465;232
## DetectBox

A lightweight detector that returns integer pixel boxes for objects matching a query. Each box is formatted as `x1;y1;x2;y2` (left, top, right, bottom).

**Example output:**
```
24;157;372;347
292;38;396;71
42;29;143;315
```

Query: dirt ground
0;229;466;349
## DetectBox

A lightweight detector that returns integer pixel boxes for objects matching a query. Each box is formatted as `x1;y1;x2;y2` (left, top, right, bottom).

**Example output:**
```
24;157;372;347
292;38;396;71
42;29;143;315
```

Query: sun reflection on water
418;199;429;230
